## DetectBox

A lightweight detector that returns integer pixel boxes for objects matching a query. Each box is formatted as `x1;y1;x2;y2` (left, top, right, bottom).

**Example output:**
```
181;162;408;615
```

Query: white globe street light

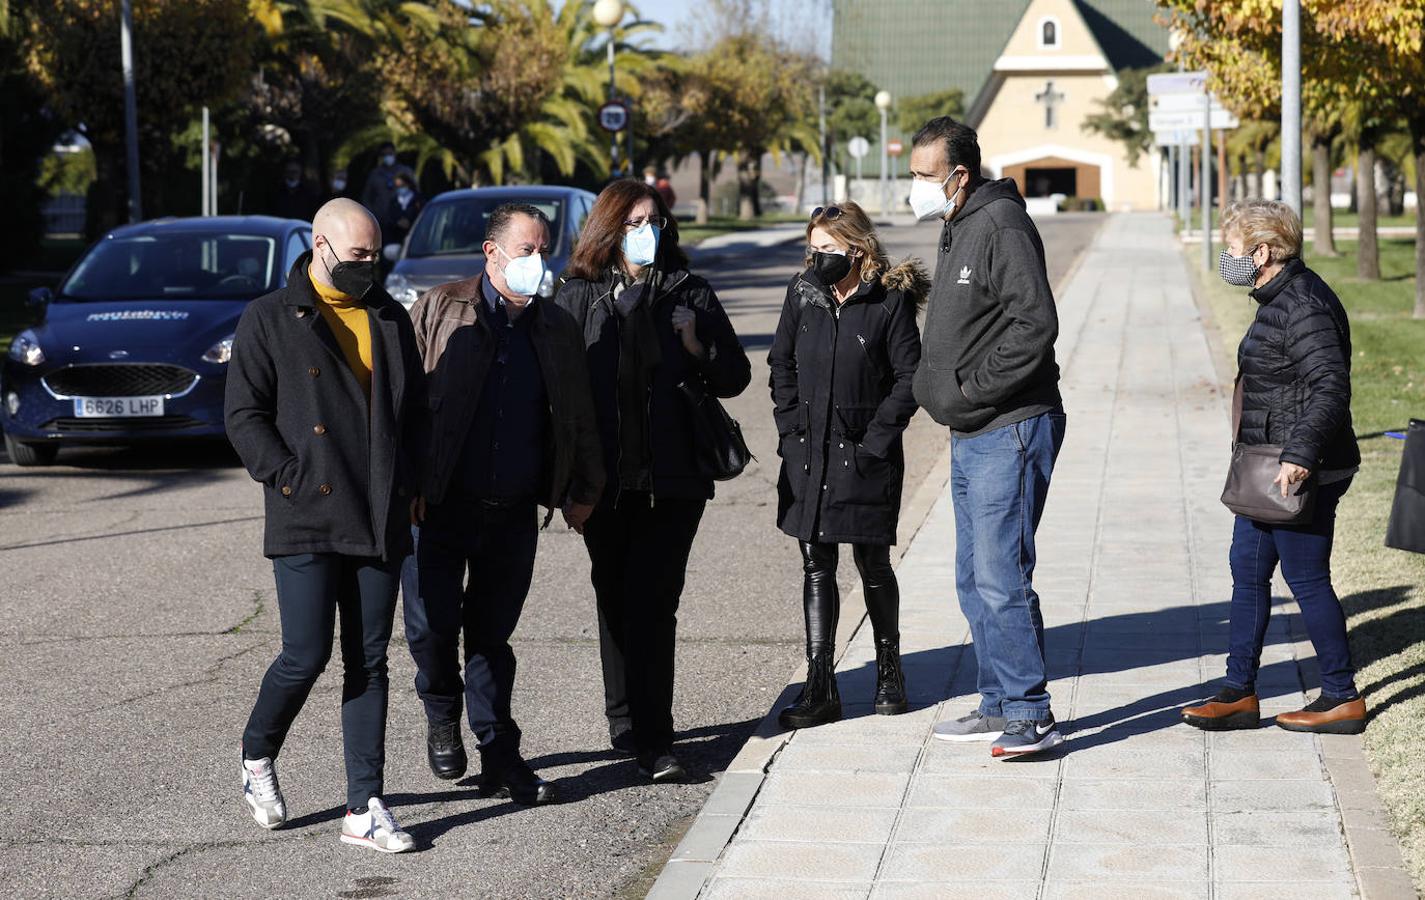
593;0;624;28
875;91;892;214
594;0;627;176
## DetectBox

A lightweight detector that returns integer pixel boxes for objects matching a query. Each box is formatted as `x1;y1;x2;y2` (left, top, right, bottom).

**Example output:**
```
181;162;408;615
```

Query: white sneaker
341;797;415;853
242;756;287;829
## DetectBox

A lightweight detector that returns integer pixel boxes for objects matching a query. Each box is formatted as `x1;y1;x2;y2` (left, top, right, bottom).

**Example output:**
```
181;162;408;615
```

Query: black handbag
1221;377;1316;525
677;374;754;481
1386;419;1425;554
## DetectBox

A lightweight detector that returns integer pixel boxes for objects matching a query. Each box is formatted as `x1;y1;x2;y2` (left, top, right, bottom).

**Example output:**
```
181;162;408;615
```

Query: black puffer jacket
769;260;927;545
1238;257;1360;471
554;267;751;501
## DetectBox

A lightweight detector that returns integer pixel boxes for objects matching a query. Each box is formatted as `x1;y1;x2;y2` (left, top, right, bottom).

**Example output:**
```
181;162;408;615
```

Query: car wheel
3;432;59;467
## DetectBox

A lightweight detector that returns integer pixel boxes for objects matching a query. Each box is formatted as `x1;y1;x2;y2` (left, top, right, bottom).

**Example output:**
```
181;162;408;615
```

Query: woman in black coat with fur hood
768;201;928;729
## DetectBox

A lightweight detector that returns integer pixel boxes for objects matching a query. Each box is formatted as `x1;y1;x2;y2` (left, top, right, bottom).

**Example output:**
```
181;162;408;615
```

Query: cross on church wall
1035;80;1065;129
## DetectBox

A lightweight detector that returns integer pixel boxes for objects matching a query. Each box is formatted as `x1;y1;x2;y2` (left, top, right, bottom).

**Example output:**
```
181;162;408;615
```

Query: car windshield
404;197;564;258
60;233;279;300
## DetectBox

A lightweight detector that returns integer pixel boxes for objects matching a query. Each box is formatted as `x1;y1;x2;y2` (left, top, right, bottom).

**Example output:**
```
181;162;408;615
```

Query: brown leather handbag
1221;378;1316;525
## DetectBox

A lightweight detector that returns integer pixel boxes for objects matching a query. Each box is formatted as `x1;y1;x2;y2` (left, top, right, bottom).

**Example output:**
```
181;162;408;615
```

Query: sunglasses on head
810;206;844;221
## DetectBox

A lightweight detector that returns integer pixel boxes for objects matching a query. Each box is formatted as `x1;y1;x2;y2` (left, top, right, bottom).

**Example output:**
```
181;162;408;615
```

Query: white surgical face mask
497;244;547;297
909;168;964;222
622;222;661;267
381;153;397;167
331;177;347;192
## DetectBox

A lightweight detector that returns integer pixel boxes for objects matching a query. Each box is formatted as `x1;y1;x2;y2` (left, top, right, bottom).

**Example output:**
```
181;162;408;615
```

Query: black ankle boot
874;640;907;715
478;737;556;805
778;652;842;729
426;720;467;781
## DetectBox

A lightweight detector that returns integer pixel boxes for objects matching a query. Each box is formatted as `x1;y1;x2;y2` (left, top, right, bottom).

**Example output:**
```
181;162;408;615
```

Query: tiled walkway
652;214;1401;899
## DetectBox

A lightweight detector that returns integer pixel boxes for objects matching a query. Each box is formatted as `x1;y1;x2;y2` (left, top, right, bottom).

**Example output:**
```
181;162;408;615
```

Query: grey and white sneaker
341;797;415;853
991;715;1064;758
242;756;287;829
932;710;1008;742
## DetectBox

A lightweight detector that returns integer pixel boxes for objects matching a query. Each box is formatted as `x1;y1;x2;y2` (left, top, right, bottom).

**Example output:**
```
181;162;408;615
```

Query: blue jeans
243;553;400;811
950;410;1066;723
1226;476;1357;698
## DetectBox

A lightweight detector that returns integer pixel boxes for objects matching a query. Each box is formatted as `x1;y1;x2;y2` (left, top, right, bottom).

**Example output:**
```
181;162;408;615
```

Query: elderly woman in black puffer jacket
1184;199;1365;735
769;201;927;730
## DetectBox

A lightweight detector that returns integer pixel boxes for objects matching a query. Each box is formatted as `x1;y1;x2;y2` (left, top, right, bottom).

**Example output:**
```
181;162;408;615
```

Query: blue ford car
1;216;312;466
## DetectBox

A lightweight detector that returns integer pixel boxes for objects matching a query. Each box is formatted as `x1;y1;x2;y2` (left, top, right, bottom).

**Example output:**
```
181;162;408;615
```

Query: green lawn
1193;238;1425;891
680;213;805;246
1180;207;1418;233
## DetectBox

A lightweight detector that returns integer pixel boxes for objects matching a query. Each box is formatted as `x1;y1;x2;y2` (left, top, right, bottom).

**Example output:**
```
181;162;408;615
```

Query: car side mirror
382;243;402;263
26;287;52;321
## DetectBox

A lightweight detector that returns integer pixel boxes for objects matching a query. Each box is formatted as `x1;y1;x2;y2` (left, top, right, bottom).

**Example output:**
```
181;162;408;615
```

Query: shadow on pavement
789;595;1399;750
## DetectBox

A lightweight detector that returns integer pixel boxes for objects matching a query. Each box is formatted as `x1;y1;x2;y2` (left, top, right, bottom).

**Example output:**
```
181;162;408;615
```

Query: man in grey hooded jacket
907;116;1068;758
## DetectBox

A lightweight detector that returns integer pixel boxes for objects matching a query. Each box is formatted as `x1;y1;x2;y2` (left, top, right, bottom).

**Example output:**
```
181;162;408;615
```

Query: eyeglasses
624;215;668;231
810;206;844;220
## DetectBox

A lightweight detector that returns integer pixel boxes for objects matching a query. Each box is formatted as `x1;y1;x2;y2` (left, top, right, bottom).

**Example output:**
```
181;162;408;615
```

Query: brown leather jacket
408;273;605;516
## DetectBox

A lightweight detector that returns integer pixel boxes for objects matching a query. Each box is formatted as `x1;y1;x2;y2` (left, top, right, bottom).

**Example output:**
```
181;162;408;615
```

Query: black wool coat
225;252;425;560
554;267;751;502
769;260;927;545
1239;257;1360;472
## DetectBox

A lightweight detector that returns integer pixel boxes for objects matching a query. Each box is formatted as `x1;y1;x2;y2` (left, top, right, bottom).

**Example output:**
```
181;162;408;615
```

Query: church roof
830;0;1168;119
1075;0;1171;70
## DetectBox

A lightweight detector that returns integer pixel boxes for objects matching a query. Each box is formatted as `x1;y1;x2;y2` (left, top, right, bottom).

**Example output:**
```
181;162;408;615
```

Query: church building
831;0;1170;211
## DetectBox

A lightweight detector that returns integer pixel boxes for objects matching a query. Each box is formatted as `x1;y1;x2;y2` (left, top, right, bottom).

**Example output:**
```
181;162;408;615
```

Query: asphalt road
0;212;1102;900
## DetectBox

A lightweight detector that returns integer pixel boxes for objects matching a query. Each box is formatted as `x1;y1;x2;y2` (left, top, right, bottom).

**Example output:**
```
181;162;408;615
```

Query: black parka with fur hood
769;259;928;545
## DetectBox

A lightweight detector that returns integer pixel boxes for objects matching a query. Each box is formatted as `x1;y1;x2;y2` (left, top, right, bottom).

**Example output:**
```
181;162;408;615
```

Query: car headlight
203;334;235;365
385;272;419;309
7;329;44;366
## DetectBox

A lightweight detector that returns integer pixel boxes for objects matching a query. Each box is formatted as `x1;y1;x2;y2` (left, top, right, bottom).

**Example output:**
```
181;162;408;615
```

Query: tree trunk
1410;114;1425;319
696;149;712;225
737;151;762;221
1356;145;1380;280
1312;133;1339;257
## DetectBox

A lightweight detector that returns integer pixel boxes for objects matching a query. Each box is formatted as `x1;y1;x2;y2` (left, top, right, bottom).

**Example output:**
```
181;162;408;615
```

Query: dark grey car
382;185;597;310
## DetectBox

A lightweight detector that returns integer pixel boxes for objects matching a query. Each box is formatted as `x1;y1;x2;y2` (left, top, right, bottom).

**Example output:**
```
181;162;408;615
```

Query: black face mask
811;250;854;286
319;244;376;301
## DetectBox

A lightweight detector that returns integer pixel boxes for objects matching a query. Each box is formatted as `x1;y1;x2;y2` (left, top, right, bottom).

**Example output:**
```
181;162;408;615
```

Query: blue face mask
622;222;661;267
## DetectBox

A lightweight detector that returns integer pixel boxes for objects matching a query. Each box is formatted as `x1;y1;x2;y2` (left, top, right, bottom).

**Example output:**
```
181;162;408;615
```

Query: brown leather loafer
1182;693;1260;730
1276;696;1367;735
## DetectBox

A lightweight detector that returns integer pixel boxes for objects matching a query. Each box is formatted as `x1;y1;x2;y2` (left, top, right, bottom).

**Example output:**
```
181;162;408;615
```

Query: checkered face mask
1218;248;1259;287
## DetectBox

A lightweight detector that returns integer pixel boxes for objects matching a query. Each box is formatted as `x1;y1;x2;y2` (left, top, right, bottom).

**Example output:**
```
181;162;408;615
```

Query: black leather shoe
427;720;467;781
777;652;841;729
874;640;908;716
638;751;687;783
479;744;556;805
610;729;638;757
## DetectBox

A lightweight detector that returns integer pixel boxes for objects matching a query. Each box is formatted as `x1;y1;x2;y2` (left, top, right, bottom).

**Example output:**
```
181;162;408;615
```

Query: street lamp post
120;0;142;222
875;91;892;215
1281;0;1302;214
593;0;625;178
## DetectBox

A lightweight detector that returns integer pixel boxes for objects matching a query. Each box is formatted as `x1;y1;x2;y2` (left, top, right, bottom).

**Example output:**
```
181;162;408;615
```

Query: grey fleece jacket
911;177;1062;436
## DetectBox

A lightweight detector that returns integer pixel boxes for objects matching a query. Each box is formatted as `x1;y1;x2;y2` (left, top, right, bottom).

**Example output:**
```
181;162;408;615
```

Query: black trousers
584;494;706;755
798;541;899;655
401;499;539;748
242;552;400;811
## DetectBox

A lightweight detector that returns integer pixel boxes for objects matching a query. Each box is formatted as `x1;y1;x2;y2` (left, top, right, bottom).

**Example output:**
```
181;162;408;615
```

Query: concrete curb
646;444;951;900
1183;249;1416;899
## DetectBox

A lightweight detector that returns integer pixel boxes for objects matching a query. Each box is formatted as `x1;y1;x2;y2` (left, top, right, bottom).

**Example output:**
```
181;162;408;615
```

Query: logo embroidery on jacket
957;266;972;285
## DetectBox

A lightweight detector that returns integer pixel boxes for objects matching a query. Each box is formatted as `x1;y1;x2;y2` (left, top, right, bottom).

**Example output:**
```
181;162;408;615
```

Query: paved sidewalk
650;213;1408;899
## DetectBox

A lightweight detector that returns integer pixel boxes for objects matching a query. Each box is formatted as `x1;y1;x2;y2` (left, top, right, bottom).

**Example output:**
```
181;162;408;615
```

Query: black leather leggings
798;541;900;655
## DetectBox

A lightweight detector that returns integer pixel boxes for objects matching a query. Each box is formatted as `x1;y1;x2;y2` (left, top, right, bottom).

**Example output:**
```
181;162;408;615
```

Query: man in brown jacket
402;203;603;805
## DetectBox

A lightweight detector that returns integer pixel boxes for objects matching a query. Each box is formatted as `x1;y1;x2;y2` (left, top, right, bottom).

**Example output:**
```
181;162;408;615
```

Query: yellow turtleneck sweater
309;265;373;397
